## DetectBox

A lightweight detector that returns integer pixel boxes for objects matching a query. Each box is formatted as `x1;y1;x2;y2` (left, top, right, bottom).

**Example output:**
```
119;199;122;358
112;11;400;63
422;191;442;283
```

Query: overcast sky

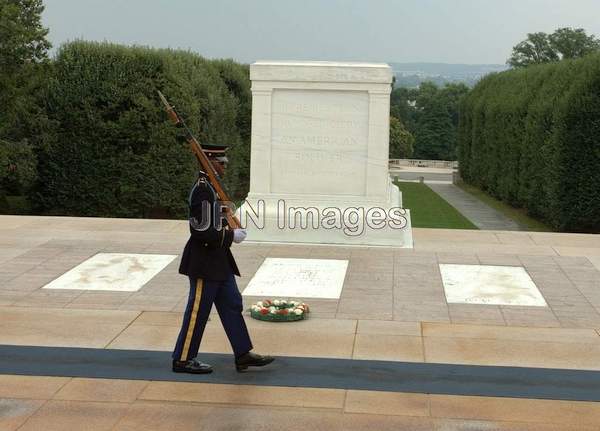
42;0;600;65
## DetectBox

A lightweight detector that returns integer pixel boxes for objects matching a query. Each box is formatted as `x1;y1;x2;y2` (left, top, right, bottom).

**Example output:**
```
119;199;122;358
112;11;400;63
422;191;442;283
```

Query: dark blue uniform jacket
178;174;240;281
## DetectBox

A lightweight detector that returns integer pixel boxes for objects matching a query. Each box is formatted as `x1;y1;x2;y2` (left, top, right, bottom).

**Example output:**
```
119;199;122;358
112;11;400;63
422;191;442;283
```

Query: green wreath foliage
250;299;310;322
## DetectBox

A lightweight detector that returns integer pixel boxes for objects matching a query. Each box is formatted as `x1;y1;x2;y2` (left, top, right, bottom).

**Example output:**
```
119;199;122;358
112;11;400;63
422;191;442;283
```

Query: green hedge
211;59;252;199
35;41;250;218
458;54;600;232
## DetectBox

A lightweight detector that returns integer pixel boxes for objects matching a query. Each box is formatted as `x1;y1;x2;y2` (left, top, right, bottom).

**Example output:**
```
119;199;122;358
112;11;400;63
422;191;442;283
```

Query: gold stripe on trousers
180;279;203;361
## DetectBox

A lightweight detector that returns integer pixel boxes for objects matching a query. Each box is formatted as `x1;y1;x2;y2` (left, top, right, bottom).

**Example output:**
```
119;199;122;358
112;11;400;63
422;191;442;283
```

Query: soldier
172;144;274;374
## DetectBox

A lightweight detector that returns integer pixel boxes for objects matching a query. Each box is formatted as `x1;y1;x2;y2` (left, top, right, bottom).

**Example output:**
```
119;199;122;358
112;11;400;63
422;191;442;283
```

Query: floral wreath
250;299;310;322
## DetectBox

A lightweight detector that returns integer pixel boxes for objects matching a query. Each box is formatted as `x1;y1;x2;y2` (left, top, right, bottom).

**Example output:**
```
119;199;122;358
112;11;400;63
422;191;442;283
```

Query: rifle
157;90;241;229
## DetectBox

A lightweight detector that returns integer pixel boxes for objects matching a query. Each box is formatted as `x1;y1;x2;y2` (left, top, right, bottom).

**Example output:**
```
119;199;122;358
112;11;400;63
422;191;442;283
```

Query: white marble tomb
237;61;413;247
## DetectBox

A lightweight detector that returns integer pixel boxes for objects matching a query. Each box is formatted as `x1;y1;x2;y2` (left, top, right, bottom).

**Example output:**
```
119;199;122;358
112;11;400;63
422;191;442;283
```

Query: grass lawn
456;182;554;232
396;182;478;230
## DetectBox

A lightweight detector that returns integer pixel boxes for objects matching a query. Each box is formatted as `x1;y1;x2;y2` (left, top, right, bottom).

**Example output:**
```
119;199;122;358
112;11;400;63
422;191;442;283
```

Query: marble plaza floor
1;215;600;430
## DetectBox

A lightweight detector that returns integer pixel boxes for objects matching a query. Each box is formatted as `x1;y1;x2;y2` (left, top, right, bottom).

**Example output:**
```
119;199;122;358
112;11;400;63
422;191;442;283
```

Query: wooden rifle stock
157;91;241;229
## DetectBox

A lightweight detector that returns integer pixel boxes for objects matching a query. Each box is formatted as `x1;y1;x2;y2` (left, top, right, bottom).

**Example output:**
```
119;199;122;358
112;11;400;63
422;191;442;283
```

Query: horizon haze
42;0;600;65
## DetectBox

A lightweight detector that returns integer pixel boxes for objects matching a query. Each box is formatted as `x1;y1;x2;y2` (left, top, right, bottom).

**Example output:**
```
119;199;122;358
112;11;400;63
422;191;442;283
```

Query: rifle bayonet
157;90;241;229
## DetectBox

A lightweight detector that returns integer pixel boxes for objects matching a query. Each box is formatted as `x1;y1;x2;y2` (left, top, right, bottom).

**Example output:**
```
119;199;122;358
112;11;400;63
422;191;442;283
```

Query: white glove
233;229;247;244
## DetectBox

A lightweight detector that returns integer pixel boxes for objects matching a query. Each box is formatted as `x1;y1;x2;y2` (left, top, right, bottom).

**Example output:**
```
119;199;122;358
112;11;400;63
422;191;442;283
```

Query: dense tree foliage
390;82;469;160
389;117;414;158
0;0;50;208
0;139;37;193
32;41;250;218
211;59;252;199
1;3;253;217
508;27;600;68
390;87;417;131
549;28;600;59
459;54;600;232
0;0;49;69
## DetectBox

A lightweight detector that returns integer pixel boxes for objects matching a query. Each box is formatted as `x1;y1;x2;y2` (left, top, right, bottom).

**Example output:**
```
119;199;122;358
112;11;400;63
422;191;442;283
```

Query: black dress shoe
172;358;213;374
235;352;275;372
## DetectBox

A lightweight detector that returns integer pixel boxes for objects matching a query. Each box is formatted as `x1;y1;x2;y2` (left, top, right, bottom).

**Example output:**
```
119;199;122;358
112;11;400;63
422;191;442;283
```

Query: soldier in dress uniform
172;144;274;374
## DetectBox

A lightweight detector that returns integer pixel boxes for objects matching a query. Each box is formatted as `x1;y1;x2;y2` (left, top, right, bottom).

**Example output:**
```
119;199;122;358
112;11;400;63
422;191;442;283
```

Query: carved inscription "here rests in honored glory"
270;89;369;195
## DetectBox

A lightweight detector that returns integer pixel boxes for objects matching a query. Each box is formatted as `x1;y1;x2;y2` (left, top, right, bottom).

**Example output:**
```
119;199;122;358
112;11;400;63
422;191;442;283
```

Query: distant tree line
389;27;600;163
389;82;470;161
0;0;251;218
393;74;480;89
459;53;600;232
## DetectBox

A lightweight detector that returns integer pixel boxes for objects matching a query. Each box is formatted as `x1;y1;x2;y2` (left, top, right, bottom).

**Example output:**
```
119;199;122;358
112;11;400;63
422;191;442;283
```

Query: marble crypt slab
42;253;177;292
439;264;548;307
241;257;348;299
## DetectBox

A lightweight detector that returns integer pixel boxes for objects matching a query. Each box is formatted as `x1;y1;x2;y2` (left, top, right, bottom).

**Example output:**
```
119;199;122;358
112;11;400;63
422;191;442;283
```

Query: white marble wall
239;61;412;247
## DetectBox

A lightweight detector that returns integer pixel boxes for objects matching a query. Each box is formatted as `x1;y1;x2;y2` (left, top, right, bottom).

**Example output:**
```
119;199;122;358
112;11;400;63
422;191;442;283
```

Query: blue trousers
172;274;253;361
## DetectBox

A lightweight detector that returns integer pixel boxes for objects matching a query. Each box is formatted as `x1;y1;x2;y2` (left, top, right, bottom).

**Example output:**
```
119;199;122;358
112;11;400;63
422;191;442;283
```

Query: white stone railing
389;159;459;169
